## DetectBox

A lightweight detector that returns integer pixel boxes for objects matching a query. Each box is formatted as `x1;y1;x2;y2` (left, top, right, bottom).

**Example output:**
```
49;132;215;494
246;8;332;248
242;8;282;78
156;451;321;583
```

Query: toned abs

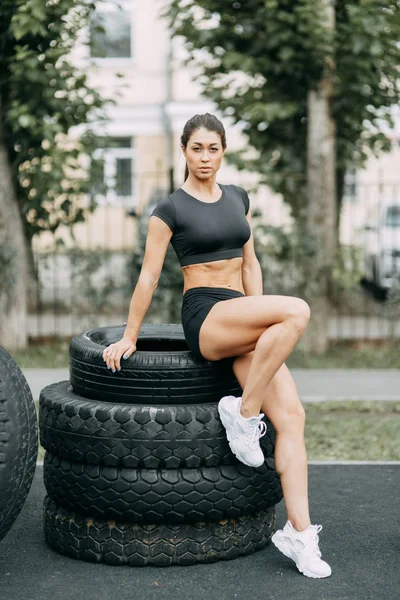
182;256;245;295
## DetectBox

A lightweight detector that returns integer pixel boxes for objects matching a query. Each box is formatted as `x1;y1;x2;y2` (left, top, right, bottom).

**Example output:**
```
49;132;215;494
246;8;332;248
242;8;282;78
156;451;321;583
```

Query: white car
362;201;400;294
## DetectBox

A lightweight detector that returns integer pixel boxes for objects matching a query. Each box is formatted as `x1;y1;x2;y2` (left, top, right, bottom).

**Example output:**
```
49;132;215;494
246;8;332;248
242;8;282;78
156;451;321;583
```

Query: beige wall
134;134;169;214
359;141;400;184
32;134;169;253
31;206;138;252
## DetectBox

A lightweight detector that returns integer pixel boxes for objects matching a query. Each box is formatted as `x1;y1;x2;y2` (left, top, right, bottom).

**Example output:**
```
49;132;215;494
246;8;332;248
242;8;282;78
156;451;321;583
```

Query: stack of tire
39;324;283;566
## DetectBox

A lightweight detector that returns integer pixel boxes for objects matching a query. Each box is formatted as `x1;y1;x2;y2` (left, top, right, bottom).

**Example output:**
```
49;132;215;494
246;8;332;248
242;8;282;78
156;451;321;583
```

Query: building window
385;205;400;227
91;137;135;207
89;6;132;59
344;167;358;202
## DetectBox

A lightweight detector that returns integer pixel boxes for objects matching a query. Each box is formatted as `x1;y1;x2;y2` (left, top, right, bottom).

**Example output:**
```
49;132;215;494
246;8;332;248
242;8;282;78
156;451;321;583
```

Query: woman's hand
102;337;137;372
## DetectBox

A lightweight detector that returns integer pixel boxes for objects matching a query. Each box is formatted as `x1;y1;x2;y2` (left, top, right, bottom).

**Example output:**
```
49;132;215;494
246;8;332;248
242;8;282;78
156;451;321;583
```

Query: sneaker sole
271;533;332;579
218;398;264;468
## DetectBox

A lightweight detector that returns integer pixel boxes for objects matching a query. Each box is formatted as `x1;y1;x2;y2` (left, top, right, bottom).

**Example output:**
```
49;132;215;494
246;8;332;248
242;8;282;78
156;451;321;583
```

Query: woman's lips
200;167;211;170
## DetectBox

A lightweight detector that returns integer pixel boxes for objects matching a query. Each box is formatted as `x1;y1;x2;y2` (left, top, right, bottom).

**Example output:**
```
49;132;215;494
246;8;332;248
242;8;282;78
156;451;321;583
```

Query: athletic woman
102;113;332;579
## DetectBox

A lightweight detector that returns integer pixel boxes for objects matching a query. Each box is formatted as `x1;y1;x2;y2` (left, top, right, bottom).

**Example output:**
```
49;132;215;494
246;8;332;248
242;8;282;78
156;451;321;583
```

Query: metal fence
29;174;400;341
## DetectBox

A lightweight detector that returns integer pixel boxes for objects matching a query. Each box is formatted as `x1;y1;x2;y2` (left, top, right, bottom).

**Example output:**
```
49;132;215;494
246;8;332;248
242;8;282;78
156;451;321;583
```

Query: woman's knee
286;299;311;333
256;298;310;347
273;401;306;433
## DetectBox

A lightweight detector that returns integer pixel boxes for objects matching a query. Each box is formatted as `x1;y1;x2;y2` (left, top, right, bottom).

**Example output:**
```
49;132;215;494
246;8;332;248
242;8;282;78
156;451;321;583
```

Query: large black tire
43;495;276;566
39;380;277;469
69;324;242;404
0;346;38;542
43;451;282;524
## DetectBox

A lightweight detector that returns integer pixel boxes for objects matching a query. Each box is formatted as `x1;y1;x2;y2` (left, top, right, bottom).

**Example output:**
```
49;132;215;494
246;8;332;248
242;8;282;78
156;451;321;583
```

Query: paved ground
0;464;398;600
24;367;400;402
27;311;400;339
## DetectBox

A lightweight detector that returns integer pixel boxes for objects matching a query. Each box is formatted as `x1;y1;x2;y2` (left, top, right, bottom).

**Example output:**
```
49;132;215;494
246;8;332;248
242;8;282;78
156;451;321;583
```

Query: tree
162;0;400;351
0;0;116;349
305;0;336;352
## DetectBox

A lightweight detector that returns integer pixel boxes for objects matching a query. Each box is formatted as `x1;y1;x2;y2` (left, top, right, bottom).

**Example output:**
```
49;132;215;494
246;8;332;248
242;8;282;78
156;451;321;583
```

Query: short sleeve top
150;183;251;267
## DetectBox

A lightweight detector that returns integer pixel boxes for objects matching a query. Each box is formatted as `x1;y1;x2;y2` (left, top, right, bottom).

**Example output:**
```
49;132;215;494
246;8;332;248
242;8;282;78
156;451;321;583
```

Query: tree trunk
301;0;336;355
22;226;40;313
0;111;28;350
335;167;346;251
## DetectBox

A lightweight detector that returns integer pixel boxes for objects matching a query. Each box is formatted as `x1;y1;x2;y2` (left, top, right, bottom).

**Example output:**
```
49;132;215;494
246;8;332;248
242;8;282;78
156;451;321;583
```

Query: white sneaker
271;520;332;578
217;395;267;468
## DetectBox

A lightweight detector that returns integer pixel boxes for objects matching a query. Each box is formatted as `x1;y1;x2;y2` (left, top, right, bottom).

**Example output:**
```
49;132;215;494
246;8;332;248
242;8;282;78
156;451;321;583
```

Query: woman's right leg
200;294;331;577
233;354;310;531
198;293;311;418
239;308;310;418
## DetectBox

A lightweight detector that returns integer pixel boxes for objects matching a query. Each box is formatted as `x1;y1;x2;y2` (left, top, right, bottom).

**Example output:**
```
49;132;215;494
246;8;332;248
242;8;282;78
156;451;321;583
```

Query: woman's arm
242;260;263;296
241;205;263;295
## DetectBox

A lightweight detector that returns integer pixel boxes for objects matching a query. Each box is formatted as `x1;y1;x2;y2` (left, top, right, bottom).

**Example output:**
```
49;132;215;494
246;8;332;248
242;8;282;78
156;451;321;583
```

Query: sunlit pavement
24;368;400;403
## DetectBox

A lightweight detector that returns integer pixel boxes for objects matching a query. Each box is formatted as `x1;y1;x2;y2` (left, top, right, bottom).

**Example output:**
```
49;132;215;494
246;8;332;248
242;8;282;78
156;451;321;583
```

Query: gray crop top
150;183;251;267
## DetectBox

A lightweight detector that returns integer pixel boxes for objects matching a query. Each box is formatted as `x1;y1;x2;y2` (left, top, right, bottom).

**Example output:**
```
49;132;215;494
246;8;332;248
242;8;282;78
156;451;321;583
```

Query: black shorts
181;286;245;361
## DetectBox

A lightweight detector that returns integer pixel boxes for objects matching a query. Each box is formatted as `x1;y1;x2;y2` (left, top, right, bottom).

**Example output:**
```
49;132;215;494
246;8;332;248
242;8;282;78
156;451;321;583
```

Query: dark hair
180;113;227;181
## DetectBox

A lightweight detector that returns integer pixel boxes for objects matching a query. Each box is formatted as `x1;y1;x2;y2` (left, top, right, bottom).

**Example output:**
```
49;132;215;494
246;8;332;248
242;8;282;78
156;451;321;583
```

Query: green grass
10;338;400;369
287;340;400;369
303;400;400;460
13;338;71;368
34;400;400;463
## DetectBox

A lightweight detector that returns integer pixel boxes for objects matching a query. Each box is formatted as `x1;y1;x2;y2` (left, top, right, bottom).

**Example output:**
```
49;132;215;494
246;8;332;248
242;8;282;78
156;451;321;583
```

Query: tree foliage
0;0;116;244
162;0;400;221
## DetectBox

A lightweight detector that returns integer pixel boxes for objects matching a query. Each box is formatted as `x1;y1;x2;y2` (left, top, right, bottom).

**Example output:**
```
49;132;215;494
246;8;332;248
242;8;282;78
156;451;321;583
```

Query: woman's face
182;128;225;180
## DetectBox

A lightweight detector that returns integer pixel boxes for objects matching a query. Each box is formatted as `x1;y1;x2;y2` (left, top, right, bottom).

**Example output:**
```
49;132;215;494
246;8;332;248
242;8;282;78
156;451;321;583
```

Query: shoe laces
304;524;323;559
244;417;267;449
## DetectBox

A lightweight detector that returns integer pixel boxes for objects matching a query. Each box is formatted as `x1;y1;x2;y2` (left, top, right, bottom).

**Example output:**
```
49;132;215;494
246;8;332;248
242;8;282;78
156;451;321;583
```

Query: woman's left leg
232;351;311;532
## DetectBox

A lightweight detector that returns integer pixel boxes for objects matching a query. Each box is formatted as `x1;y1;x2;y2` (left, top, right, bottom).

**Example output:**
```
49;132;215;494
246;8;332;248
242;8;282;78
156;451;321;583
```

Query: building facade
32;0;400;254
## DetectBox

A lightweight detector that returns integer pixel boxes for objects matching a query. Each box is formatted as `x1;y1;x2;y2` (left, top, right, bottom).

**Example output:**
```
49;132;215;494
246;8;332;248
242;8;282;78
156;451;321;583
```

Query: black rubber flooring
0;465;399;600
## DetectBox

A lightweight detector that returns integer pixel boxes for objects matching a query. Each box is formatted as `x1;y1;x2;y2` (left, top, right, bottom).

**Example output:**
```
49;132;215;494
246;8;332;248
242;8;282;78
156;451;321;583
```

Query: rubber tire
69;324;242;405
0;345;38;542
39;380;277;469
43;495;276;566
43;451;283;524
